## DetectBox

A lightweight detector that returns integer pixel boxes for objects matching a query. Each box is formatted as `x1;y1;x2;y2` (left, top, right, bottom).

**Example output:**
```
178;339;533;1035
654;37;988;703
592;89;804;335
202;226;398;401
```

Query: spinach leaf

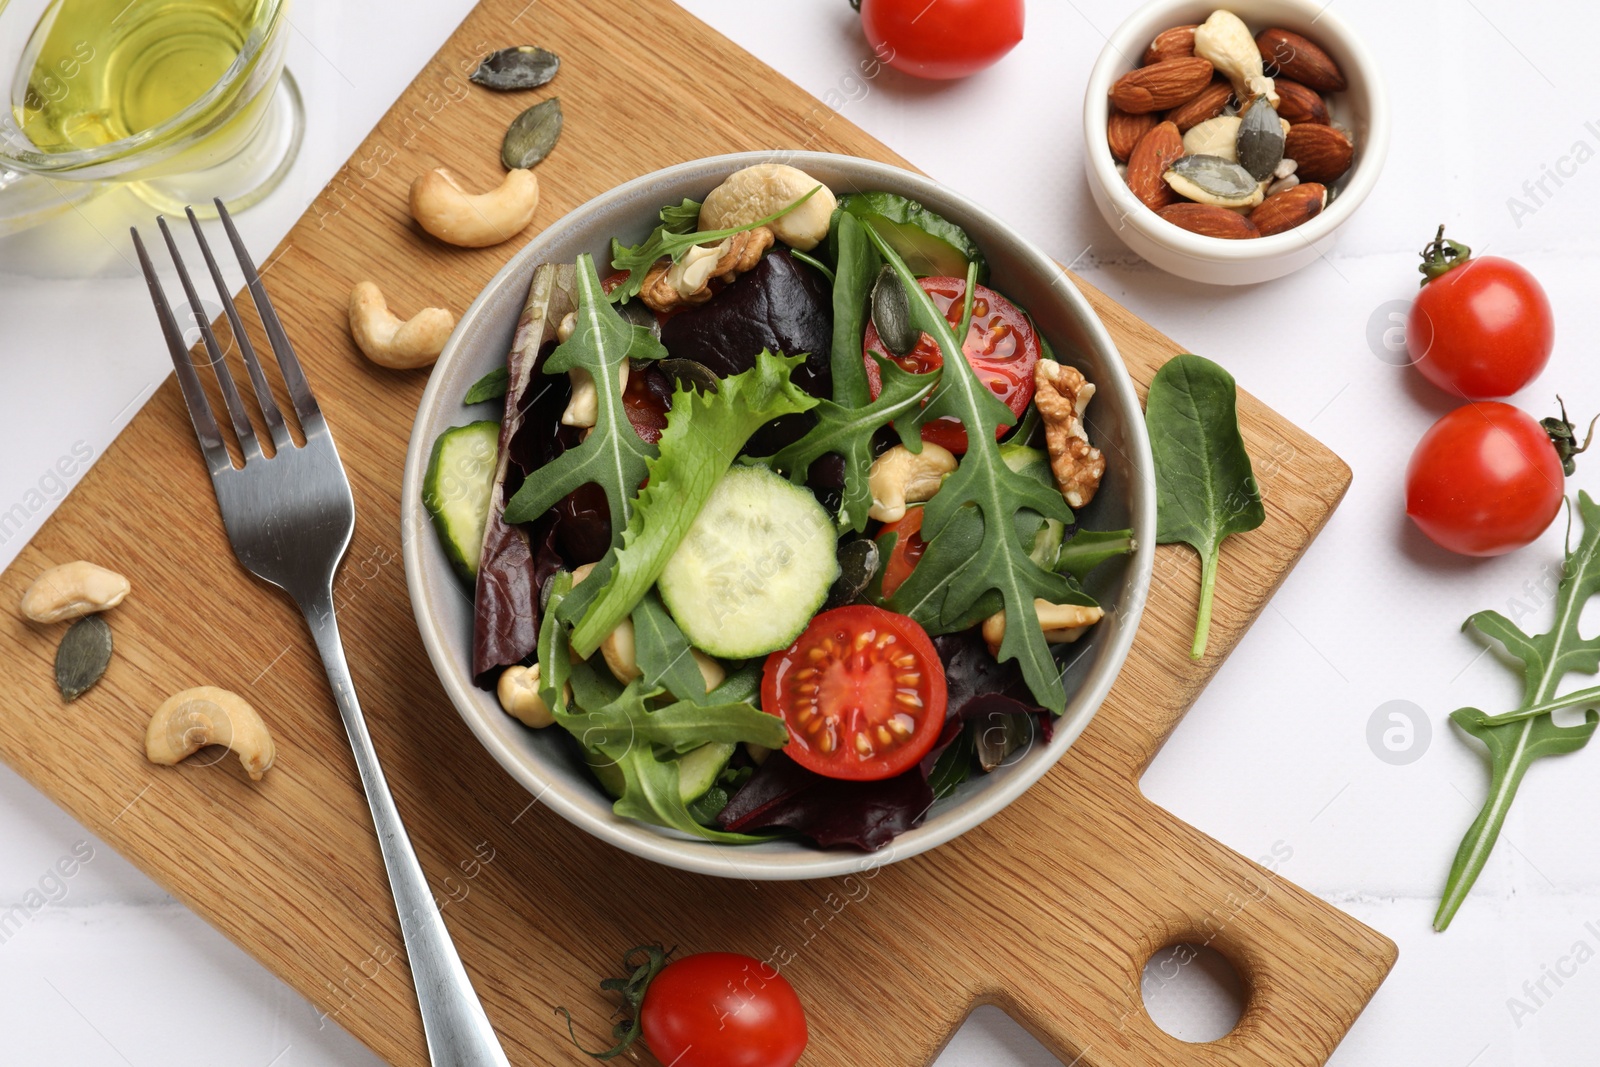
631;589;708;704
609;186;821;305
1434;492;1600;931
763;354;936;533
463;367;508;405
864;227;1083;713
1057;528;1137;581
502;255;662;530
562;350;818;657
1146;354;1264;659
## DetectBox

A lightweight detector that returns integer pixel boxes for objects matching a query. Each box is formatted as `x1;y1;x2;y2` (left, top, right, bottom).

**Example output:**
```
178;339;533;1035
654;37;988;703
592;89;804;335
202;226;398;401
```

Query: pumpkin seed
618;298;663;341
822;539;880;611
973;711;1033;772
470;46;560;91
501;98;563;170
656;358;719;394
1165;154;1265;208
1236;97;1285;181
55;615;111;702
870;265;917;356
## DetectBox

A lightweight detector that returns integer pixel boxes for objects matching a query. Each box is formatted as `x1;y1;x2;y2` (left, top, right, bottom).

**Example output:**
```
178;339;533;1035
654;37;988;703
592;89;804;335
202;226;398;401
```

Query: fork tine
214;199;324;432
132;227;232;477
157;215;262;462
185;207;292;452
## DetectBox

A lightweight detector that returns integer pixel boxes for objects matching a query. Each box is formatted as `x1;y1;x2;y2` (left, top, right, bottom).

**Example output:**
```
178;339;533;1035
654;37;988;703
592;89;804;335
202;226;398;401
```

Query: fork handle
299;589;512;1067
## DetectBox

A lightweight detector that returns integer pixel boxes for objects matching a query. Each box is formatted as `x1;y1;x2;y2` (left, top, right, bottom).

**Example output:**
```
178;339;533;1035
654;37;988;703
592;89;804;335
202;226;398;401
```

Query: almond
1126;121;1185;211
1167;78;1234;132
1107;109;1159;162
1284;123;1353;182
1249;182;1326;236
1273;78;1329;125
1158;203;1261;239
1142;24;1197;65
1255;28;1346;92
1109;57;1214;114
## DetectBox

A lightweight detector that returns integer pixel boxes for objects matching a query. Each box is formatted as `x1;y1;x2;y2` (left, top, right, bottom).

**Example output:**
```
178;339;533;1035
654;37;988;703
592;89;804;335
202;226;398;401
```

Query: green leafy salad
423;163;1136;851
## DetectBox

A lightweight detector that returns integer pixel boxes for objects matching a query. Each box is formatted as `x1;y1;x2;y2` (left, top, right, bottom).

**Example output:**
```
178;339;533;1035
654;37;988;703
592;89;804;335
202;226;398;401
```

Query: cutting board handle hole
1140;942;1247;1043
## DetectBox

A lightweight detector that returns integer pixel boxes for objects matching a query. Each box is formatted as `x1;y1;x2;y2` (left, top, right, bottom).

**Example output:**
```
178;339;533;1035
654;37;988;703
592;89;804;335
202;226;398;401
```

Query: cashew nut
1192;10;1277;107
348;281;455;369
408;167;540;248
20;561;130;623
867;443;958;523
692;650;725;693
697;164;837;251
982;600;1106;657
145;686;275;781
556;311;576;344
600;616;643;684
561;360;630;428
498;663;566;728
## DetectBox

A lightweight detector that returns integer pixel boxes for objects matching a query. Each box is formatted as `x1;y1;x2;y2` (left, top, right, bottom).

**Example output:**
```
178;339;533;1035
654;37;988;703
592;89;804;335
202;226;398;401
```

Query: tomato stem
555;943;672;1060
1417;223;1473;286
1541;396;1599;477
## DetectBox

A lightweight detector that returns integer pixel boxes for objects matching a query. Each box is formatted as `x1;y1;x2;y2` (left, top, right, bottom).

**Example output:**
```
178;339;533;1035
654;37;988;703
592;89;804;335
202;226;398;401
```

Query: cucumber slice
839;191;988;281
587;741;734;803
658;464;840;659
422;421;500;583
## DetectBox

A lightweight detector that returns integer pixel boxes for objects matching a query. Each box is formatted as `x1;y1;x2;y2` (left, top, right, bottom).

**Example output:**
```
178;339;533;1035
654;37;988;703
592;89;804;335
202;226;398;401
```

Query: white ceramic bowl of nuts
1083;0;1388;285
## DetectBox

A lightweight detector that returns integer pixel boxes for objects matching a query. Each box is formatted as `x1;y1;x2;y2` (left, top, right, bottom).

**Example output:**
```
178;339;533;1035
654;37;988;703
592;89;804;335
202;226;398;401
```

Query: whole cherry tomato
856;0;1025;81
1405;402;1568;556
1407;226;1554;400
641;952;808;1067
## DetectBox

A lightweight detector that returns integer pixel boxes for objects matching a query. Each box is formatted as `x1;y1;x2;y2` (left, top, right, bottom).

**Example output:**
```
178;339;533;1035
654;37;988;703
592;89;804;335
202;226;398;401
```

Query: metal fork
132;201;511;1067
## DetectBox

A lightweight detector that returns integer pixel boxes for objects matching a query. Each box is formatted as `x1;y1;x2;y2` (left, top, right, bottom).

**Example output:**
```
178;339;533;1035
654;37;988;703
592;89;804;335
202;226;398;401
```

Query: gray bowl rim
401;150;1156;880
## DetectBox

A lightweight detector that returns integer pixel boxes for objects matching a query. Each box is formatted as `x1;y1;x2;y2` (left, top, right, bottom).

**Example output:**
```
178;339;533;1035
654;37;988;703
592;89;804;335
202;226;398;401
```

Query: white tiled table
2;2;1597;1063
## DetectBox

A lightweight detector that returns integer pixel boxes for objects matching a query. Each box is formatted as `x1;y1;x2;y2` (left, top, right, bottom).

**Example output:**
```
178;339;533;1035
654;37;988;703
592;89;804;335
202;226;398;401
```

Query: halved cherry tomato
762;605;946;781
877;507;927;599
862;276;1039;454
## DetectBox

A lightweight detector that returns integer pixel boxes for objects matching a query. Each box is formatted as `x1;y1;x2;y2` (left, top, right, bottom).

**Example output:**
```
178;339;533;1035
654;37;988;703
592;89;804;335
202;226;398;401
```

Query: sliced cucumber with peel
658;464;840;659
839;191;988;280
587;741;734;803
422;421;500;583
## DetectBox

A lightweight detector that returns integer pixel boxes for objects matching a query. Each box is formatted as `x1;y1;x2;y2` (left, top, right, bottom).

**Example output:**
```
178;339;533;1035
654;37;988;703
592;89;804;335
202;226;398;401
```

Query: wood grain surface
0;1;1395;1064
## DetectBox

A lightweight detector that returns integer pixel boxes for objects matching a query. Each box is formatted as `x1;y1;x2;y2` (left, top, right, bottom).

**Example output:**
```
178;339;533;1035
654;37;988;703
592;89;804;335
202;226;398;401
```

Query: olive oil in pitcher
16;0;270;153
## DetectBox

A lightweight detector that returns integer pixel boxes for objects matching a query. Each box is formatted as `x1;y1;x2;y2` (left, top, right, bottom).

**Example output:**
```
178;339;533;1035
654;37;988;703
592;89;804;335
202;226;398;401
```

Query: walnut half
639;227;775;313
1034;360;1106;510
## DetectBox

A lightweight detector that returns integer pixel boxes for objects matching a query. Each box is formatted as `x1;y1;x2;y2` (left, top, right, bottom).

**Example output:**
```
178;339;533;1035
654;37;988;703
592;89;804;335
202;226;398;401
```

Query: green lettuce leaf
562;350;818;657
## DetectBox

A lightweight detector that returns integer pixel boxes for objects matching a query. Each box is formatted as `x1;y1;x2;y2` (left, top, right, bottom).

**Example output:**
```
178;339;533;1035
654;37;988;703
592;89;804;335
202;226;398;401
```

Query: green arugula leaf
864;226;1080;714
463;367;508;405
1435;491;1600;931
555;680;788;755
762;354;936;533
630;589;708;704
658;197;703;235
1146;354;1265;659
502;255;663;530
1056;528;1137;581
537;571;574;715
828;209;879;408
563;350;818;657
607;742;774;844
608;186;822;304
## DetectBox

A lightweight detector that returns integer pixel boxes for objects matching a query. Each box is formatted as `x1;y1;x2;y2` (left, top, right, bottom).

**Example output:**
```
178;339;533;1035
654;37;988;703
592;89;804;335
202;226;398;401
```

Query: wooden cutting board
0;1;1395;1063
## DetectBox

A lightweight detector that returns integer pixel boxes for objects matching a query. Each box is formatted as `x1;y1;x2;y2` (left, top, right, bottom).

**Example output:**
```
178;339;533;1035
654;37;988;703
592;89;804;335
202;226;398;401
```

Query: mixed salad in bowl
420;161;1139;853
